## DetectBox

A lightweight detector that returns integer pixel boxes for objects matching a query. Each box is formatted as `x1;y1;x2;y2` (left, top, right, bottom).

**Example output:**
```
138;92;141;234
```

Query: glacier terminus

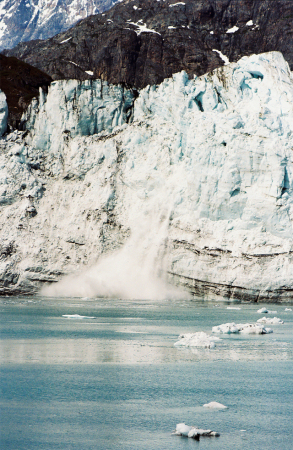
1;51;293;301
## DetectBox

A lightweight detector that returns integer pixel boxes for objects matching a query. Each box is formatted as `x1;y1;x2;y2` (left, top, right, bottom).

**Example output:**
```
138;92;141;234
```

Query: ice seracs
174;332;220;348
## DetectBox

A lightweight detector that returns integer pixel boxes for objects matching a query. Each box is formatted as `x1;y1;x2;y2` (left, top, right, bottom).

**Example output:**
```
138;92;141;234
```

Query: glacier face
1;51;293;300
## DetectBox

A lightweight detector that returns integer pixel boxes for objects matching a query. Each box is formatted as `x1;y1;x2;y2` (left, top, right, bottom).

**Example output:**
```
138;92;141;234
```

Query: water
1;296;293;450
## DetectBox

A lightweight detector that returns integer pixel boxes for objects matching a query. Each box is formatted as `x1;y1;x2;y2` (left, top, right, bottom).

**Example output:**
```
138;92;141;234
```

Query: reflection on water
0;297;292;364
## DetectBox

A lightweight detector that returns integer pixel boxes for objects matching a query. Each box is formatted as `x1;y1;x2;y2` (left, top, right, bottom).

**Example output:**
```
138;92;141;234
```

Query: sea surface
1;296;293;450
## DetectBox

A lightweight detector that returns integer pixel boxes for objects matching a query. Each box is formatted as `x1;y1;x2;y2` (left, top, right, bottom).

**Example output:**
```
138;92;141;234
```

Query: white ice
212;323;273;334
174;423;220;438
62;314;95;319
203;401;227;409
174;332;220;348
257;317;284;324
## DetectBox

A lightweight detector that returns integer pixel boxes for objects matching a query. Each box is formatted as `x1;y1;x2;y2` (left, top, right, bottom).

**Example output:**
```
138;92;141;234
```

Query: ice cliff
1;51;293;301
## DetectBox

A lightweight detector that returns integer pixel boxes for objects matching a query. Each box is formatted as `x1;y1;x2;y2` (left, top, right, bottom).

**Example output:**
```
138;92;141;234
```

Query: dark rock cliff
3;0;293;90
0;55;52;129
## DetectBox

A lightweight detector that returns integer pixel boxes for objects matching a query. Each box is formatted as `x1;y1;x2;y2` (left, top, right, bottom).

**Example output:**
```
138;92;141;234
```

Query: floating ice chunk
174;423;220;439
246;20;253;26
174;332;220;348
285;308;292;311
227;306;241;310
62;314;95;319
257;317;284;325
257;308;277;314
212;323;240;334
203;401;227;409
240;323;273;334
85;70;94;76
226;26;239;34
210;31;214;34
212;322;273;334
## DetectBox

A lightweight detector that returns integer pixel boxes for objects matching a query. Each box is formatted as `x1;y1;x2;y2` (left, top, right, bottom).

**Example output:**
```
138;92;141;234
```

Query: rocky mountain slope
3;0;293;90
1;51;293;301
0;54;52;129
0;0;119;52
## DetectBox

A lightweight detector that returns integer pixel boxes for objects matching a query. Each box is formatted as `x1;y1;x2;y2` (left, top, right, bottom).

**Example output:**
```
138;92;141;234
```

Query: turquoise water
1;296;293;449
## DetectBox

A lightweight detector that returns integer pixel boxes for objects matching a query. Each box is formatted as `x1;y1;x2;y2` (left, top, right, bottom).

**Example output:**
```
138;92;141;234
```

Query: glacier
1;51;293;300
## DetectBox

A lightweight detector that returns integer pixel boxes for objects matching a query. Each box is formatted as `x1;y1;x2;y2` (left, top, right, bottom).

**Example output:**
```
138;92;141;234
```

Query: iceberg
174;332;221;348
203;401;227;409
212;323;273;334
174;423;220;439
257;308;277;314
257;317;284;324
62;314;95;319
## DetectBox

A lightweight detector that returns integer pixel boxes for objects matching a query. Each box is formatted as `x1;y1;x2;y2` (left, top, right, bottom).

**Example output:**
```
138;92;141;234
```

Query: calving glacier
1;51;293;301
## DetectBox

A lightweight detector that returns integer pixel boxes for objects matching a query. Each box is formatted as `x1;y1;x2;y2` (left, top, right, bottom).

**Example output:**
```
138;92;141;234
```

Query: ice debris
285;308;292;311
257;317;284;324
227;306;241;310
174;423;220;439
174;332;221;348
62;314;95;319
212;323;273;334
257;308;277;314
203;402;227;409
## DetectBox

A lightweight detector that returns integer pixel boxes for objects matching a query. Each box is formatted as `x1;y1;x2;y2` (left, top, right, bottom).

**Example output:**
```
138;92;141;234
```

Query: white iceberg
174;332;221;349
285;308;292;312
212;322;273;334
174;423;220;439
62;314;95;319
257;308;277;314
227;306;241;310
203;401;227;409
257;317;284;324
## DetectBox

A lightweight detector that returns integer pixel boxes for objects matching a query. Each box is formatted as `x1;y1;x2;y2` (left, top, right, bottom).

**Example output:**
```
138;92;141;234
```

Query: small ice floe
246;20;253;26
174;332;220;349
227;306;241;310
257;317;284;325
173;423;220;440
285;308;292;311
212;323;273;334
257;307;277;314
85;70;94;76
62;314;95;319
203;401;227;409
